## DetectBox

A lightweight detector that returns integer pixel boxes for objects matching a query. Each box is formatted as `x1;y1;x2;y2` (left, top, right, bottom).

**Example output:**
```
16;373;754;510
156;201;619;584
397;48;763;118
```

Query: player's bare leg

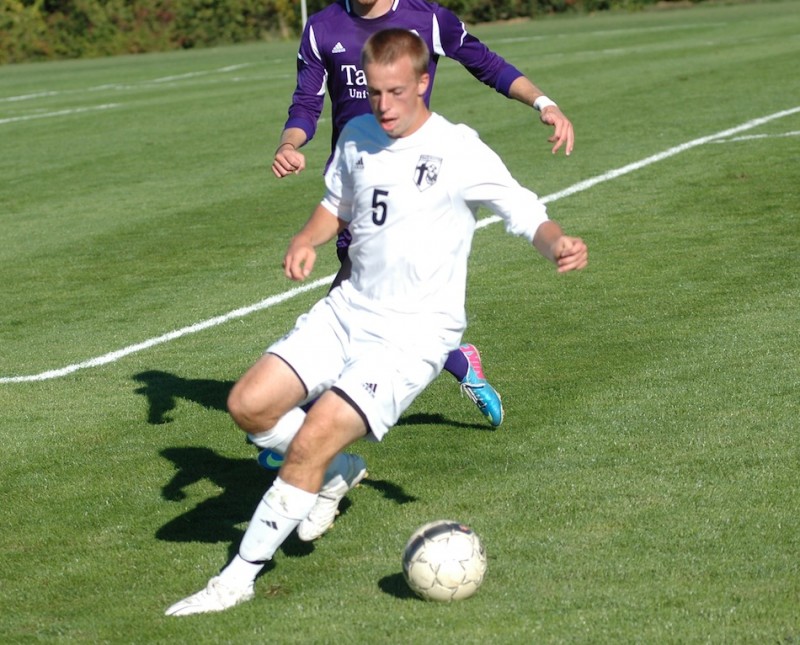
166;392;368;616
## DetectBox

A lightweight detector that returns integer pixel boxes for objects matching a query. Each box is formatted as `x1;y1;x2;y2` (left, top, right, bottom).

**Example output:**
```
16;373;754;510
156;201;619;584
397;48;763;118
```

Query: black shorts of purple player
336;228;353;263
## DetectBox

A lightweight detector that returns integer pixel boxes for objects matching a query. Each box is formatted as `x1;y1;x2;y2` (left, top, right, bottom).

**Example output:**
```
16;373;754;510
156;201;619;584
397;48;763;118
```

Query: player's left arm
434;8;574;156
508;77;575;156
284;204;347;281
532;220;588;273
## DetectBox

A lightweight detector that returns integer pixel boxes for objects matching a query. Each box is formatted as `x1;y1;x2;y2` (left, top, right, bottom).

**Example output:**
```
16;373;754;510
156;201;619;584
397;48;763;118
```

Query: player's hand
552;236;588;273
540;105;574;156
272;146;307;178
283;237;317;280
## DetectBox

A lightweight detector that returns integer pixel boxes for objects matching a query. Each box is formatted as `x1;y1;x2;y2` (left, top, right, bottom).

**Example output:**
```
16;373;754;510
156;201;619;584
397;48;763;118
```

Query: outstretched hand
540;105;575;156
552;236;588;273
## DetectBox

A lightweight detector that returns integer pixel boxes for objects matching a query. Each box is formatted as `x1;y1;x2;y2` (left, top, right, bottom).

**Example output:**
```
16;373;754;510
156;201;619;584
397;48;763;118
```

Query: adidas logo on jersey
362;382;377;396
332;42;346;54
354;156;364;170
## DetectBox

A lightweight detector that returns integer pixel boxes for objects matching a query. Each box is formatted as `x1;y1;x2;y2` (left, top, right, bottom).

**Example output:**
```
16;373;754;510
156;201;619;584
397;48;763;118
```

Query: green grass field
1;1;799;642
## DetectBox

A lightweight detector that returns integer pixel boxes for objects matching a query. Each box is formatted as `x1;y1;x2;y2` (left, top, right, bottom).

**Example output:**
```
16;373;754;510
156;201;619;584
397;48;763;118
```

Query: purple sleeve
283;22;327;143
434;4;523;96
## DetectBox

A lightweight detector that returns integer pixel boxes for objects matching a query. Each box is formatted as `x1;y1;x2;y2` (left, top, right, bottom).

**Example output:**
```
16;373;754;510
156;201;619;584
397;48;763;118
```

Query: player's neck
390;109;432;140
351;0;394;19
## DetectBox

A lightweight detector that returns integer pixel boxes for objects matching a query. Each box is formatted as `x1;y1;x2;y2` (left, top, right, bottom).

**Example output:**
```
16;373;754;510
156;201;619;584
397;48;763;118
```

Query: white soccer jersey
322;112;549;336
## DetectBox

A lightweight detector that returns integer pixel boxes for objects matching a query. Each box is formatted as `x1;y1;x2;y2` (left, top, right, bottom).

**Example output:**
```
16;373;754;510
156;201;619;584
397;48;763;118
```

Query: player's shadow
157;446;421;564
360;478;418;506
397;412;487;432
133;370;482;431
133;370;233;425
157;447;314;561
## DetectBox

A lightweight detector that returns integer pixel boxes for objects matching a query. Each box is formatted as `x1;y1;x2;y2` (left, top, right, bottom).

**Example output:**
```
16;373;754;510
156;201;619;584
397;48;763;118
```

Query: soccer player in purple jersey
270;0;575;429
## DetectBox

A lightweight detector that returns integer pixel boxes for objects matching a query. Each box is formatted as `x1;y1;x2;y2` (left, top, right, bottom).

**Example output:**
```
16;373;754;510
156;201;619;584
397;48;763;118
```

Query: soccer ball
402;520;487;601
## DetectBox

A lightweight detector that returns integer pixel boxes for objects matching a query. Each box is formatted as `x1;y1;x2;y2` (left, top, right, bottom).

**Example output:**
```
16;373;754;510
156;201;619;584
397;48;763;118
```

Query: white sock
232;477;317;579
248;407;306;455
217;555;264;588
246;409;350;491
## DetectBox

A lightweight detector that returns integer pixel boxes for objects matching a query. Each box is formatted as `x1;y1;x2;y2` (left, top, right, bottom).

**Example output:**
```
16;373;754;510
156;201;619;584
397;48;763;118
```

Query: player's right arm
272;127;309;178
284;204;346;281
273;20;327;179
532;220;588;273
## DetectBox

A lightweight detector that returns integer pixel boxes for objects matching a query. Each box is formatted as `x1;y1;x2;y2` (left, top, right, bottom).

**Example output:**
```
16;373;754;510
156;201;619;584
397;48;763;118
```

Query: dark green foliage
1;0;705;63
0;0;300;62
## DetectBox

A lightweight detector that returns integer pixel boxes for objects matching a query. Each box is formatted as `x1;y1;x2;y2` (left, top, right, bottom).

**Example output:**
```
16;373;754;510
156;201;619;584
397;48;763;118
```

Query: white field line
150;63;253;83
0;64;258;104
711;130;800;143
2;106;799;384
1;277;333;383
0;103;120;125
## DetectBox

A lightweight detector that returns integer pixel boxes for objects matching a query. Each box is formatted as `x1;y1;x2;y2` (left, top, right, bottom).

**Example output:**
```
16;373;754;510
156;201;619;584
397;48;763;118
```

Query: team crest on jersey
413;155;442;192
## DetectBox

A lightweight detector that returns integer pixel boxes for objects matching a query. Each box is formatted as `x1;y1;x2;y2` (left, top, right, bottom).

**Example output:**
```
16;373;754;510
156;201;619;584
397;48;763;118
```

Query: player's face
366;57;430;139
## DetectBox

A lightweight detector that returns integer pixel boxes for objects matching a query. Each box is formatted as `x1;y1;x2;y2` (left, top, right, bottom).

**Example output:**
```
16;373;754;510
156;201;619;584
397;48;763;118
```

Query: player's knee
227;382;279;433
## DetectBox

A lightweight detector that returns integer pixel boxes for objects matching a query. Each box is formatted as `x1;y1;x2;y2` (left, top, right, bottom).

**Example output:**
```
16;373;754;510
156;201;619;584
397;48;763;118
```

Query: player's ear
417;72;430;97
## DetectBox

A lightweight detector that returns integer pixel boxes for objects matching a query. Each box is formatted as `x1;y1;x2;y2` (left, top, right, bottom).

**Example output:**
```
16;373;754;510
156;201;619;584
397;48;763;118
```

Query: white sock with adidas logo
222;477;317;586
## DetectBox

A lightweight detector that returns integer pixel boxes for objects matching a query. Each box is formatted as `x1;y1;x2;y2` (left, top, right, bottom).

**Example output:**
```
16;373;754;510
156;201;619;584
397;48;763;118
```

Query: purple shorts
336;228;352;263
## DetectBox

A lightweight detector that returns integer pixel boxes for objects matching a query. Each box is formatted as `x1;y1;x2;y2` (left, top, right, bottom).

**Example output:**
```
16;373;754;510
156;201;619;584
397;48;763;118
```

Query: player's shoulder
303;1;355;59
306;0;348;33
425;115;493;168
428;113;480;143
340;114;385;146
453;122;480;141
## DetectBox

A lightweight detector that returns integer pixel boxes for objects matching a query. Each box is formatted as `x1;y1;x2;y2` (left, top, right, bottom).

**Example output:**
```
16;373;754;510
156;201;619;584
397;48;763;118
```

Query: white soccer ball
402;520;487;601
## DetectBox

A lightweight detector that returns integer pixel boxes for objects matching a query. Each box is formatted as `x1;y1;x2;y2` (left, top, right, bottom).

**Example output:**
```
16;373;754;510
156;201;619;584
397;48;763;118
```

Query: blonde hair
361;28;430;78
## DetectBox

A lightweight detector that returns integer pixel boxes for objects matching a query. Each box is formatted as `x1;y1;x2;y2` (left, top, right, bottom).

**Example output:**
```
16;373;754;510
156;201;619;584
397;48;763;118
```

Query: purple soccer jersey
283;0;525;156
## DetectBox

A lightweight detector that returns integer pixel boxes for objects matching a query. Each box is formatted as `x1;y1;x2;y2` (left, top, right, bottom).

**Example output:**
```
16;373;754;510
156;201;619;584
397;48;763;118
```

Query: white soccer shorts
266;293;453;440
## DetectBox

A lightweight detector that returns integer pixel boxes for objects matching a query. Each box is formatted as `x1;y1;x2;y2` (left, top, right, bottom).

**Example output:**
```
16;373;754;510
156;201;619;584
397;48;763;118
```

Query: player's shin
237;477;318;563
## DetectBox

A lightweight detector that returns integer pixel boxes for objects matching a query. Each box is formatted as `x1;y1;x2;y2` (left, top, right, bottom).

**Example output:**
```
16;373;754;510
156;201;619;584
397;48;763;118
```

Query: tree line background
1;0;695;64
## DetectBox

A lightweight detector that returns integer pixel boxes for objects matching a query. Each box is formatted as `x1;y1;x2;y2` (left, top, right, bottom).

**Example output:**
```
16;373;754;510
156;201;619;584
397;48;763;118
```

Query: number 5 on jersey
372;189;389;226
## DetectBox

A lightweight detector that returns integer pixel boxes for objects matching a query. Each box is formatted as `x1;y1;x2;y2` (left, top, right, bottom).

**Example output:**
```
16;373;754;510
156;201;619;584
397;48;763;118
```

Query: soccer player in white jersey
165;28;587;616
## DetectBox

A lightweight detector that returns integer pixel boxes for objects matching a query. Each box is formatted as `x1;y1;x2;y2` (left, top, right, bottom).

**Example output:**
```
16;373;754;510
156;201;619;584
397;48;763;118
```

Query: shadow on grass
156;446;422;566
157;447;313;563
138;371;460;563
133;370;233;425
397;411;488;432
132;370;486;432
378;572;419;600
361;478;418;505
